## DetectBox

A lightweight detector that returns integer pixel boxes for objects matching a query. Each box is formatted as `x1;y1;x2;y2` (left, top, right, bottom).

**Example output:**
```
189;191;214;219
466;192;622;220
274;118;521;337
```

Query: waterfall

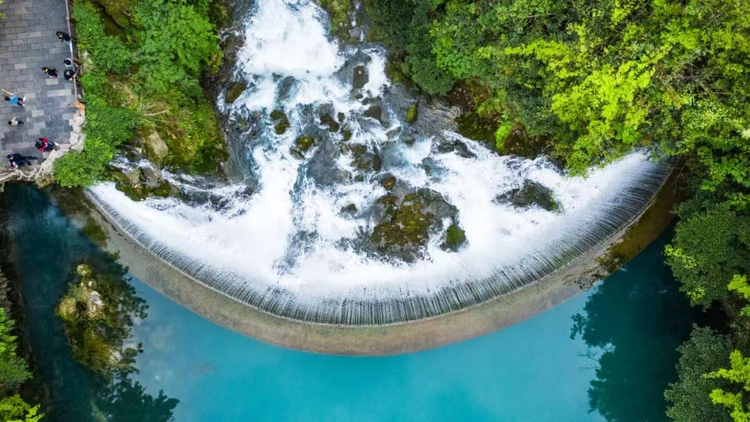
87;0;670;326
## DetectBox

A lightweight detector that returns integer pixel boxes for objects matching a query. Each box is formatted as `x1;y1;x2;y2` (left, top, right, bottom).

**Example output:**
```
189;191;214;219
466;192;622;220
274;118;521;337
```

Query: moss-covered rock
342;127;353;141
441;224;467;252
143;131;169;168
380;174;396;190
225;82;247;104
340;204;358;215
290;135;319;160
320;114;340;132
369;188;459;262
496;181;558;212
271;110;290;135
350;144;382;172
406;103;418;124
296;136;316;151
57;262;147;375
319;0;353;39
456;111;498;145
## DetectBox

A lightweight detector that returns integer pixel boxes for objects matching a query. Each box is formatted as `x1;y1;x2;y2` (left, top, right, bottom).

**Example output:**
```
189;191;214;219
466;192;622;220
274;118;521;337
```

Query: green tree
0;309;30;390
665;206;750;308
0;395;43;422
706;350;750;422
665;326;733;422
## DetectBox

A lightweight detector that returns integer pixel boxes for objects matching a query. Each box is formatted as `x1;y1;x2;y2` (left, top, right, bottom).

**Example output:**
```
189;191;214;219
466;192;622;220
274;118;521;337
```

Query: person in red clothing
35;138;57;152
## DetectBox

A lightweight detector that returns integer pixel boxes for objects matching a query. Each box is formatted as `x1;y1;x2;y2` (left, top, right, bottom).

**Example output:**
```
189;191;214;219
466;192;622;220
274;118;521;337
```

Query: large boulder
369;188;459;263
496;180;558;212
225;82;247;104
143;131;169;167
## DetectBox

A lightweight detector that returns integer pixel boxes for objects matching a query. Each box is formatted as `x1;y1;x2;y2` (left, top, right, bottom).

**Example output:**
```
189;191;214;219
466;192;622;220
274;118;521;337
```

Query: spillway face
88;0;670;325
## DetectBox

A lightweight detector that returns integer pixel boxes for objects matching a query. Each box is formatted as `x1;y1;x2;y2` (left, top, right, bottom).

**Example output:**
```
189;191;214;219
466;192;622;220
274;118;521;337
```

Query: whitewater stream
88;0;669;325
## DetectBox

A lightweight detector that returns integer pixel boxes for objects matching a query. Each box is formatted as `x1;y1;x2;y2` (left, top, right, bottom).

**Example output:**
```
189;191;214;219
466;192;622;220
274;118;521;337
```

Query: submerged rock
496;181;558;212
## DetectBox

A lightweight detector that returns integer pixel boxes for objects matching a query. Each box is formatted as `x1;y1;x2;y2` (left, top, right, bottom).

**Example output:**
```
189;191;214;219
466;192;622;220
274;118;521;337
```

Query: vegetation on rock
57;263;147;375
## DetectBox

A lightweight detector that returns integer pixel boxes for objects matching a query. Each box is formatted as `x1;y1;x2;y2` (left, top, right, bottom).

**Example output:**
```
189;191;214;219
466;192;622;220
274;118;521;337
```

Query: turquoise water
0;185;696;421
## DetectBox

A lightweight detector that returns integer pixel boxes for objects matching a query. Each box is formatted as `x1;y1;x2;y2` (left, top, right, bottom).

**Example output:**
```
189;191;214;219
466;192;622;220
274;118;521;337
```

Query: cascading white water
88;0;669;325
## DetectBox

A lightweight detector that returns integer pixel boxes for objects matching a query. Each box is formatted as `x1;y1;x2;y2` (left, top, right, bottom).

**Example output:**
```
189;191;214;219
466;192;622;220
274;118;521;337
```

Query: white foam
89;0;667;323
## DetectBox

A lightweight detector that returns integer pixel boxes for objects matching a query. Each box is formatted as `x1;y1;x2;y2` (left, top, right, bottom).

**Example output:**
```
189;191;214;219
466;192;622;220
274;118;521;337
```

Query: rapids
88;0;669;325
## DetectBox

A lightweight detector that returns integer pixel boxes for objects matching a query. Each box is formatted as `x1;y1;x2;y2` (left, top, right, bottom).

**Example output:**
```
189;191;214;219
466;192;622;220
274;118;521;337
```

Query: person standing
7;117;24;126
42;67;59;78
56;31;72;45
64;69;76;81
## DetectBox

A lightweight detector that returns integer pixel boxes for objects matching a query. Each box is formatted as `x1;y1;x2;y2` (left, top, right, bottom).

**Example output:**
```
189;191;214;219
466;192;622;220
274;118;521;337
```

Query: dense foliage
57;264;147;375
366;0;750;176
0;309;42;421
55;0;226;188
361;1;750;420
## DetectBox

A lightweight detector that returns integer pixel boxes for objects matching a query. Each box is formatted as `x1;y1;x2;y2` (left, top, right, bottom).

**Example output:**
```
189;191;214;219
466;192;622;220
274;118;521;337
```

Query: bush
0;309;30;390
72;2;131;74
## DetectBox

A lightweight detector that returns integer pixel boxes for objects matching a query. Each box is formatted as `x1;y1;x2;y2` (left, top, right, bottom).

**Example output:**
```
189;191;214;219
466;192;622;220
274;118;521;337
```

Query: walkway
0;0;76;168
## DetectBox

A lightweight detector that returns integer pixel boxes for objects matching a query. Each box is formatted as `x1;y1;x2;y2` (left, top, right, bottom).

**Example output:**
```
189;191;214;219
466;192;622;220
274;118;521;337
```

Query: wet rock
350;144;382;172
320;114;340;132
140;165;161;189
368;188;459;263
441;224;467;252
307;138;351;185
290;147;305;160
143;131;169;167
353;65;368;89
496;181;558;212
403;134;416;147
271;110;290;135
406;103;418;124
225;82;247;104
340;204;358;215
436;138;475;159
342;127;353;141
277;76;297;103
364;105;383;124
379;174;396;190
296;136;315;151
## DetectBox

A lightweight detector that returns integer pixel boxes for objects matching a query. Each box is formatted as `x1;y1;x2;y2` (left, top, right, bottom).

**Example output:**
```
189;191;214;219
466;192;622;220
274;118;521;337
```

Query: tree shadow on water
570;240;698;422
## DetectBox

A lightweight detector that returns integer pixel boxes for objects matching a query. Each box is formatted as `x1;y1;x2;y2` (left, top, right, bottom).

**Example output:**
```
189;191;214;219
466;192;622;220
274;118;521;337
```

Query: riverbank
67;164;681;355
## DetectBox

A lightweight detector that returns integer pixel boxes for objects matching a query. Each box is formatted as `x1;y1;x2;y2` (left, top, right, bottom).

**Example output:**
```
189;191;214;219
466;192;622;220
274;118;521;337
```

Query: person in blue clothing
4;94;25;107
